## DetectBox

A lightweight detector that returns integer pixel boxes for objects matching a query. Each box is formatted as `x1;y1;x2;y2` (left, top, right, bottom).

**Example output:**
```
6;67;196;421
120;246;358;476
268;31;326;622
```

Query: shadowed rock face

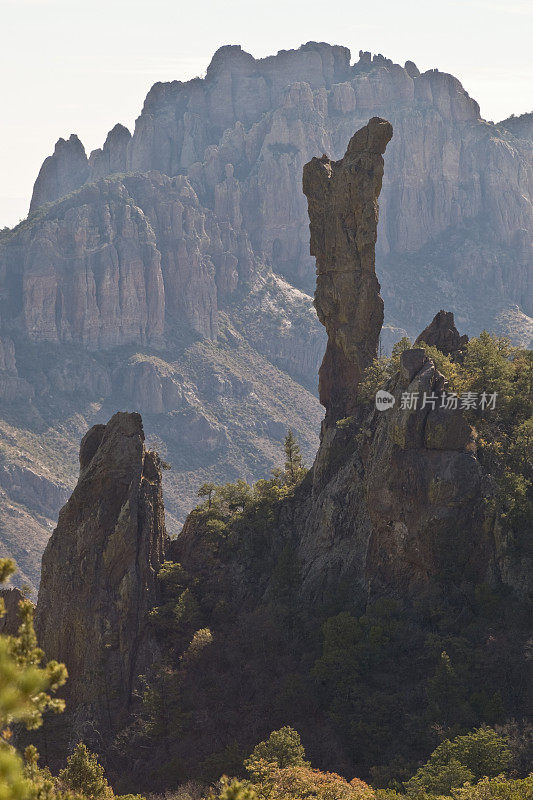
298;338;490;602
416;309;469;355
35;412;168;753
0;587;24;634
303;117;393;424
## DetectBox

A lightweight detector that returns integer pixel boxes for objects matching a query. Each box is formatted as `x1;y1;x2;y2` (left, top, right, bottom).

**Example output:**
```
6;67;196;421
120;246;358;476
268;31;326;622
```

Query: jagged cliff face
303;116;392;423
2;172;256;346
35;412;167;752
298;344;491;601
0;42;531;590
24;43;533;335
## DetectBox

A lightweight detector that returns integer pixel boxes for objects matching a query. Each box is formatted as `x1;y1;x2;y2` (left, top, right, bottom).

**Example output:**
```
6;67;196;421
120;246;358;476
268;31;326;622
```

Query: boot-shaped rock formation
303;116;393;424
35;412;168;755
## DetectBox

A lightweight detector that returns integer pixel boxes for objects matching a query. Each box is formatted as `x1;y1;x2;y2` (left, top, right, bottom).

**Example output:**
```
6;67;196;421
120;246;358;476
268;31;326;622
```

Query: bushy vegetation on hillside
111;338;533;789
205;726;531;800
0;560;531;799
360;332;532;542
3;339;530;797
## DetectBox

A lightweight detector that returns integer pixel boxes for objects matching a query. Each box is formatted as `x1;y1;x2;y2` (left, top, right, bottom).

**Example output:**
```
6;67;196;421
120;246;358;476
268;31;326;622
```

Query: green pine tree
58;743;113;799
282;430;307;487
0;558;67;800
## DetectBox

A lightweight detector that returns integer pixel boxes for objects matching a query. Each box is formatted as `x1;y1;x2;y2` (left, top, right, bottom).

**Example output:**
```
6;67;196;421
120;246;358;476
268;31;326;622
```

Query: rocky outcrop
35;412;168;751
0;587;24;634
298;341;488;600
0;172;259;346
498;112;533;140
0;336;33;402
29;135;88;213
88;124;131;181
415;309;468;355
2;181;166;348
295;121;490;598
303;116;393;423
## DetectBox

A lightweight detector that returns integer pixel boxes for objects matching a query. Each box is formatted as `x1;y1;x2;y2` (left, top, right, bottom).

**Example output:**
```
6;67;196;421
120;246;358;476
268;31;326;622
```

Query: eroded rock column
303;116;393;424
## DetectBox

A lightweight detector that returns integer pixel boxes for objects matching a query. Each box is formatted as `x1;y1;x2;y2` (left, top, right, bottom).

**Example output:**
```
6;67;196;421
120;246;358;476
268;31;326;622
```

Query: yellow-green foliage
0;558;67;800
242;762;375;800
452;775;533;800
57;744;113;799
359;358;394;403
405;728;511;796
358;338;413;403
210;729;376;800
244;727;309;774
0;559;131;800
209;727;521;800
195;431;308;525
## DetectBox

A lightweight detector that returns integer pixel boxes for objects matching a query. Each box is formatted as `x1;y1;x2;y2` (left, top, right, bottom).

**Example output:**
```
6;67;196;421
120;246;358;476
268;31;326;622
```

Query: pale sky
1;0;531;229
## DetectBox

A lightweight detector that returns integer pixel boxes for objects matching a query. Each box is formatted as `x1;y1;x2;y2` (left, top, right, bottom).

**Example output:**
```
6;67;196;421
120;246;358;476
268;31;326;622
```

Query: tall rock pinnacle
29;134;89;213
35;412;168;755
303;117;393;424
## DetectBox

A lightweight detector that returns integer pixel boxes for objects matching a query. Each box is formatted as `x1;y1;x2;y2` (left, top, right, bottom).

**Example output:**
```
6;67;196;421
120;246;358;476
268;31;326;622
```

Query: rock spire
303;116;393;424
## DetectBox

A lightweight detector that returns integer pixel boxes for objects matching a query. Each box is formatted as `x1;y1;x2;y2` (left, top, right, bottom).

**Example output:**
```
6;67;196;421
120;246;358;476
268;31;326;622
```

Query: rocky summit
23;43;532;336
0;42;531;592
35;412;168;757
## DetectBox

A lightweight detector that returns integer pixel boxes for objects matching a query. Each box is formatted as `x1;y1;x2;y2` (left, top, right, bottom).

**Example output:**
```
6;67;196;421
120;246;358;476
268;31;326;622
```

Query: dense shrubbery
205;726;529;800
1;554;531;800
194;429;308;528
